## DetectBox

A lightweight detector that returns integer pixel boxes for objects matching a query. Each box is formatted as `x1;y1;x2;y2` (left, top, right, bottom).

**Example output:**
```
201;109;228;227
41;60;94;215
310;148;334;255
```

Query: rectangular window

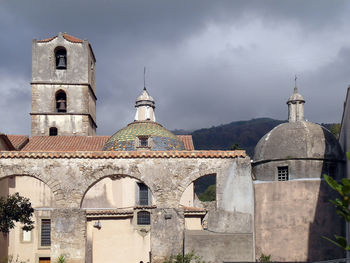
140;138;148;147
41;219;51;247
278;166;289;181
137;211;151;225
138;183;149;206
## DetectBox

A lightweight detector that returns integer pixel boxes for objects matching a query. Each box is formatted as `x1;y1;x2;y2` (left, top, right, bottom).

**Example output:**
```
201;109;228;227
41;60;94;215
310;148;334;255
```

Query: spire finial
294;75;298;93
143;67;147;91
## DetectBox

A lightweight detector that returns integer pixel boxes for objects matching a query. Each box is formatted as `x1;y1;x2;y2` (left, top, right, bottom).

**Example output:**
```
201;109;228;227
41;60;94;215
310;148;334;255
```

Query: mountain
174;118;286;157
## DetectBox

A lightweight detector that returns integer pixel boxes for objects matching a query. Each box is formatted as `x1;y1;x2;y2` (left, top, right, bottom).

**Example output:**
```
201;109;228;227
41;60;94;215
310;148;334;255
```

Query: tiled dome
103;121;185;151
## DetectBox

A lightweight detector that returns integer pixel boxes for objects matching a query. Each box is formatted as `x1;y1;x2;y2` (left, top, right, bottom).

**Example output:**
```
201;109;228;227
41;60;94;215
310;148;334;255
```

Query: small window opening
55;47;67;70
278;166;289;181
56;91;67;112
138;183;149;206
137;136;149;148
194;174;216;202
49;127;58;136
40;219;51;246
137;211;150;225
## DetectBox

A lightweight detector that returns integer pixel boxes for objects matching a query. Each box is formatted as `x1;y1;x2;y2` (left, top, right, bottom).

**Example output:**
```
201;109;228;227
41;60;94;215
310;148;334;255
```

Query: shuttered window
41;219;51;246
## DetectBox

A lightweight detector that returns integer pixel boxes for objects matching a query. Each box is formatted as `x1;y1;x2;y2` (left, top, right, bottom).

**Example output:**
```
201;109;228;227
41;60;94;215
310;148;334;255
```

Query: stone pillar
151;208;184;263
51;209;86;263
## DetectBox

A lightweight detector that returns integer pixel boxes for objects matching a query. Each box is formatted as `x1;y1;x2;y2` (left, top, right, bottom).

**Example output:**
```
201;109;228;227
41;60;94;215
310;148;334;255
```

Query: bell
56;55;66;69
57;99;66;112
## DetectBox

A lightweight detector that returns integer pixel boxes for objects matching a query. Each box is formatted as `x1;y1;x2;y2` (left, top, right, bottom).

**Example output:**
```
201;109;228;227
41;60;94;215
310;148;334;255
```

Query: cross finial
294;75;298;93
143;67;146;91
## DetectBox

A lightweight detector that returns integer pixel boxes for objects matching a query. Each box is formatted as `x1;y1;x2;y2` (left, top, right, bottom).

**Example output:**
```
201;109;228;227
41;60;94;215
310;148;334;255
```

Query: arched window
55;47;67;70
49;127;58;136
55;90;67;112
137;211;150;225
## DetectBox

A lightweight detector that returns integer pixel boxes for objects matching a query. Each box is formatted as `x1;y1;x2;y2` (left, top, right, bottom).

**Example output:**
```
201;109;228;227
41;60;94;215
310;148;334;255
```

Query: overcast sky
0;0;350;135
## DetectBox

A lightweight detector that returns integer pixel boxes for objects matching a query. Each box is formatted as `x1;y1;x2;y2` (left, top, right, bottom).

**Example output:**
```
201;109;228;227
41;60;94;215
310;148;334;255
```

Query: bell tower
31;32;97;136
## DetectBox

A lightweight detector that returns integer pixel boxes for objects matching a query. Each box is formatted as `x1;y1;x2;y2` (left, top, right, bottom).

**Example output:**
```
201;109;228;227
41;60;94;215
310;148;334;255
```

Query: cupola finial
287;76;305;122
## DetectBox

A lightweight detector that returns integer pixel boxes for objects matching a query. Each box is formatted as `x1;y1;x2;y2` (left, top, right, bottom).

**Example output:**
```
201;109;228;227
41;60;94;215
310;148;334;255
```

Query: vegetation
323;152;350;250
0;193;34;233
57;255;66;263
258;253;271;262
198;184;216;202
163;251;207;263
321;123;341;139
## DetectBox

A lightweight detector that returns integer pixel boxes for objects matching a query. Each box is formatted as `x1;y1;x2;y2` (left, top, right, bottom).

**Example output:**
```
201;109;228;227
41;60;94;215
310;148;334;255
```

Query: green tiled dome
103;121;185;151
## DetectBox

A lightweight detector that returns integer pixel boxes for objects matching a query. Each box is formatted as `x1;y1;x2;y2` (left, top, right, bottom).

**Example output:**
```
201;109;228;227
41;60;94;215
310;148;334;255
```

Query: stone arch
178;168;220;200
80;173;155;208
0;173;58;206
179;171;217;207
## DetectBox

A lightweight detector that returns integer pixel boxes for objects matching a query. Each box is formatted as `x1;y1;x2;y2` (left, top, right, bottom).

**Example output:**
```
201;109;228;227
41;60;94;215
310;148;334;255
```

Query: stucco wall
254;179;345;261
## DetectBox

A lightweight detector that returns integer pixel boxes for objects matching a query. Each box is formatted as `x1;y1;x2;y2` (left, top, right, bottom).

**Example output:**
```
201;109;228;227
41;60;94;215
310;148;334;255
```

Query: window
194;174;216;202
277;166;289;181
55;47;67;70
138;183;149;206
137;211;150;225
41;219;51;246
49;127;58;136
55;90;67;112
137;136;149;148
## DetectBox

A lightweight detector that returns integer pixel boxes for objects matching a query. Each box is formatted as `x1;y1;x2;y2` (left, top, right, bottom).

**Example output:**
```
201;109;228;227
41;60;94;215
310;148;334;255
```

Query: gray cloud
0;0;349;135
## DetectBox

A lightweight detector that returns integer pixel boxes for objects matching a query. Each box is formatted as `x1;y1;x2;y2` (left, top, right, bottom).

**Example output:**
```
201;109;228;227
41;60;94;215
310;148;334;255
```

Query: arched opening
0;175;55;261
54;47;67;70
49;127;58;136
81;175;152;263
55;90;67;113
179;174;216;231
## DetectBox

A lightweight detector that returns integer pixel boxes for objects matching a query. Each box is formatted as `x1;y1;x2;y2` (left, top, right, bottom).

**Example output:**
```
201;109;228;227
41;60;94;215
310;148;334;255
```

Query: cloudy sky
0;0;350;135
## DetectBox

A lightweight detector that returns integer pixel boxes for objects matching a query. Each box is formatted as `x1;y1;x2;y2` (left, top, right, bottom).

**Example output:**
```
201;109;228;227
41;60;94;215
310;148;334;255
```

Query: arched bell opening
55;90;67;113
54;46;67;70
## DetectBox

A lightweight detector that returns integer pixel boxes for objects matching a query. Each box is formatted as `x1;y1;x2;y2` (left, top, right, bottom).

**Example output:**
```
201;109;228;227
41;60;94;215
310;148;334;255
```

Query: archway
0;175;56;263
81;175;153;263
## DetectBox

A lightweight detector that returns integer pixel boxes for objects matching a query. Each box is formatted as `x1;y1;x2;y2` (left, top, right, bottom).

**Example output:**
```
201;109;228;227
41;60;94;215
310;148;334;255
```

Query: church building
0;33;346;263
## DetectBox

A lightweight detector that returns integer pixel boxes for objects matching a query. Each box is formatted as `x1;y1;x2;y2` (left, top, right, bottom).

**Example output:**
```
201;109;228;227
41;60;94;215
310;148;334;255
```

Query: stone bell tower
31;32;97;136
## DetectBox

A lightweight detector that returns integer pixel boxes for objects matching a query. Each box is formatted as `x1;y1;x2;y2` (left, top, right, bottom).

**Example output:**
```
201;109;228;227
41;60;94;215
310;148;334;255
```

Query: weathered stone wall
185;230;254;262
254;179;345;261
32;34;94;85
0;155;252;263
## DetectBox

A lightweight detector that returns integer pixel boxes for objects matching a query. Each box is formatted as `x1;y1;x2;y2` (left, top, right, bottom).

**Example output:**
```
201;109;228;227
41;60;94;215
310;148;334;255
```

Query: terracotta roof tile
21;136;109;151
0;150;246;159
7;135;29;150
37;33;83;43
181;206;206;212
176;135;195;150
62;33;83;43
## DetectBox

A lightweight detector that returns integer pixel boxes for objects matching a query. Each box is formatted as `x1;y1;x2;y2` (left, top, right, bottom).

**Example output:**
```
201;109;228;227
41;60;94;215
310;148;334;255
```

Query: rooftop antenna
143;67;147;91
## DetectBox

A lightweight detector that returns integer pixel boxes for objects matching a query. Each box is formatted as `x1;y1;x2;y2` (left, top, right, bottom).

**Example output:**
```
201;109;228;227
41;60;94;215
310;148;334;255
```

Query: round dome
254;121;343;162
103;121;185;151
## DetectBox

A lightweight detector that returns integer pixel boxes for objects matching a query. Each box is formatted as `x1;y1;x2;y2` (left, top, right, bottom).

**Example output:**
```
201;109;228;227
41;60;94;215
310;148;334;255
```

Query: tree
198;185;216;202
0;193;34;233
323;152;350;250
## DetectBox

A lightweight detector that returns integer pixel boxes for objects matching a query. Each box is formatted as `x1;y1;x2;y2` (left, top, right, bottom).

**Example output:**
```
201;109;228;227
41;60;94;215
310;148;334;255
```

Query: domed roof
103;121;185;151
287;87;305;103
254;121;343;162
